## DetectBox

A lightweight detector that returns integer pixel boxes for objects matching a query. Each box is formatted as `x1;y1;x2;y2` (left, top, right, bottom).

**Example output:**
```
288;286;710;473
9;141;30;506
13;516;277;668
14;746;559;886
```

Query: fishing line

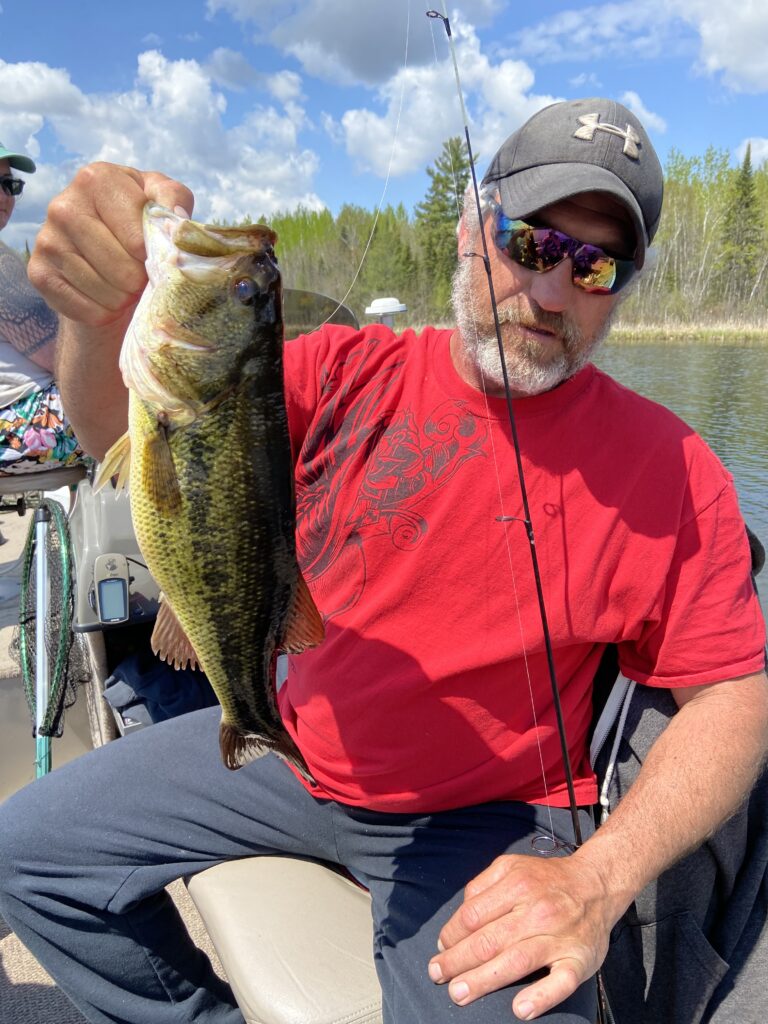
426;2;583;849
310;0;412;331
430;7;614;1020
425;11;557;831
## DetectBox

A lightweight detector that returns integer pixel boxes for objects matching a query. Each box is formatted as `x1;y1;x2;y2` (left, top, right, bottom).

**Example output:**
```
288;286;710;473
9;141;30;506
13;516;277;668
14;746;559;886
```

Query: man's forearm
574;670;768;922
55;313;131;460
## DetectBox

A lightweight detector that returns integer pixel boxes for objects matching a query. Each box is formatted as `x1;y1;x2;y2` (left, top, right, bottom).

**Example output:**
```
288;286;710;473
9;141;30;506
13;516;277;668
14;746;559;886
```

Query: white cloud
267;70;304;105
204;48;261;90
736;137;768;167
505;1;768;93
620;91;667;133
0;51;324;249
207;0;503;87
508;2;687;64
335;14;558;181
271;1;434;87
205;0;768;95
206;0;286;22
569;72;603;90
0;60;84;116
320;111;344;145
670;0;768;92
0;113;45;158
3;163;74;251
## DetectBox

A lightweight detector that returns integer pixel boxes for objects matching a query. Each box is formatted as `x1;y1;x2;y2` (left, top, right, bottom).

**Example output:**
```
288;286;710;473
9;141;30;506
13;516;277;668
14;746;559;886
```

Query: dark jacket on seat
595;682;768;1024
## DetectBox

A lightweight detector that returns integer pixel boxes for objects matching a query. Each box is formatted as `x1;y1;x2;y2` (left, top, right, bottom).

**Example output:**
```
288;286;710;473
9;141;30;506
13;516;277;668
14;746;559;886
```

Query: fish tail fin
280;569;325;654
219;720;314;783
93;432;132;493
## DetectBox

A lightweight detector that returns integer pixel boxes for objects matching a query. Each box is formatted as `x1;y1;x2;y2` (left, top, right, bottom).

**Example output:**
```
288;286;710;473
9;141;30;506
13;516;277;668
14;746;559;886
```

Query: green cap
0;142;36;174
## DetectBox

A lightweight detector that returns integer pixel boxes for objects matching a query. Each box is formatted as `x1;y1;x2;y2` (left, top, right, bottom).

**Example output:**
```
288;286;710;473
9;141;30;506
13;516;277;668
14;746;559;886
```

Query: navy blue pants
0;706;596;1024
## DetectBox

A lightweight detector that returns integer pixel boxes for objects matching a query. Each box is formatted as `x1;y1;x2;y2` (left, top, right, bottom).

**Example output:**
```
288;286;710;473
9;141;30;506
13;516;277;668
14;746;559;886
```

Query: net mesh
9;499;92;737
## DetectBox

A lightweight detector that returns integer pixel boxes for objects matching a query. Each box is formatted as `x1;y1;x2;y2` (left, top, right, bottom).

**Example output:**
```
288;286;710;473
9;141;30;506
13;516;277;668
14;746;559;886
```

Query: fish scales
97;204;324;774
129;384;292;736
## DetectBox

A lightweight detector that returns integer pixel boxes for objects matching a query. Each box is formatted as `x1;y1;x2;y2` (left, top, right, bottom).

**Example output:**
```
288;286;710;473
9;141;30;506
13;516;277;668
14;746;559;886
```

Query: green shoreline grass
609;322;768;345
427;321;768;345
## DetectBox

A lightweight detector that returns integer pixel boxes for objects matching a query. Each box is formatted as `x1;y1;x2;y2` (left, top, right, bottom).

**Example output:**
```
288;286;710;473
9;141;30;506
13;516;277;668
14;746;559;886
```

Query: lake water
594;342;768;620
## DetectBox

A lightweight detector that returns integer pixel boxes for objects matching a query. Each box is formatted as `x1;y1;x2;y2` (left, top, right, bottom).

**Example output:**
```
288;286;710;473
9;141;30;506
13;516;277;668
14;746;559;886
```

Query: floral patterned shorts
0;384;86;476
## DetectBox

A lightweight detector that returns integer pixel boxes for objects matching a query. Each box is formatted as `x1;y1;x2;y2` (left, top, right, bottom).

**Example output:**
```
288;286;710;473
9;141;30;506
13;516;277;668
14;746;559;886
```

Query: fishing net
9;498;91;737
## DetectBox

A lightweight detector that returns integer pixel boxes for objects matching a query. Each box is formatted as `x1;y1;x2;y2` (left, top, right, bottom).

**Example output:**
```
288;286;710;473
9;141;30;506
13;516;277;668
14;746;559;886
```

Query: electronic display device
93;553;130;624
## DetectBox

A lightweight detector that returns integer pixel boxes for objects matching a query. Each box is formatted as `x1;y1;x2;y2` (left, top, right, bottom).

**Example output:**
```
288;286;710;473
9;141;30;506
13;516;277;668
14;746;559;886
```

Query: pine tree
357;205;419;316
714;144;765;308
414;137;472;320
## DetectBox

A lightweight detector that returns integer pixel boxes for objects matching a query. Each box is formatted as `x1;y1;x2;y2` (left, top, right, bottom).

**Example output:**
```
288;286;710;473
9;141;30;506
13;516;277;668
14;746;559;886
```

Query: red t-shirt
278;325;765;813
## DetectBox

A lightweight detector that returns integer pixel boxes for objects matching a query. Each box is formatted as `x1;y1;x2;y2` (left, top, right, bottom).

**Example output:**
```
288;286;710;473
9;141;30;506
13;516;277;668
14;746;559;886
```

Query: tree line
262;137;768;328
21;138;761;329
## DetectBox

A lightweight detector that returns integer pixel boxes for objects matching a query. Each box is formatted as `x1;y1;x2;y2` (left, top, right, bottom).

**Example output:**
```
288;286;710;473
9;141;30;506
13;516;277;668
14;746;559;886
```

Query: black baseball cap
481;98;663;267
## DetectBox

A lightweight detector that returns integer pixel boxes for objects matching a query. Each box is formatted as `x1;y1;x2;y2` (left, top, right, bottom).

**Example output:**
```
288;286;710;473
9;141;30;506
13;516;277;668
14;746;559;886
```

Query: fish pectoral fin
93;432;132;493
279;569;325;654
144;426;183;514
151;596;201;671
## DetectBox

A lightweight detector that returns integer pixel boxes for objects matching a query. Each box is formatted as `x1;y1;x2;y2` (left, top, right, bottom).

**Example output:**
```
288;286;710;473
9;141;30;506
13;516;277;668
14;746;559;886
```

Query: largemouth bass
96;204;323;775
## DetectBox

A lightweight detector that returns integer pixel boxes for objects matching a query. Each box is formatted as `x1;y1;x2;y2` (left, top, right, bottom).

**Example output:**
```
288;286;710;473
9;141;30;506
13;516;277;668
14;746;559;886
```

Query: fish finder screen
98;578;128;622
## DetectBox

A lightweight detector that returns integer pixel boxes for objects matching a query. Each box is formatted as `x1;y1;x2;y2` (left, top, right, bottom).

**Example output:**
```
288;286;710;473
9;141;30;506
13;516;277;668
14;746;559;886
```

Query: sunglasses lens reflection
494;214;634;295
0;177;24;197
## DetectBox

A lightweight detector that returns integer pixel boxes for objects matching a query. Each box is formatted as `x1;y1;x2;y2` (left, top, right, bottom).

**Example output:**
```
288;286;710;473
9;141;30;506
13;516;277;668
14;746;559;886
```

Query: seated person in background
0;139;84;476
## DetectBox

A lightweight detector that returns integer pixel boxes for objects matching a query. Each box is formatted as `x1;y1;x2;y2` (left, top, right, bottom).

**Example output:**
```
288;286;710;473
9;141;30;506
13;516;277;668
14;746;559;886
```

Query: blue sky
1;0;767;250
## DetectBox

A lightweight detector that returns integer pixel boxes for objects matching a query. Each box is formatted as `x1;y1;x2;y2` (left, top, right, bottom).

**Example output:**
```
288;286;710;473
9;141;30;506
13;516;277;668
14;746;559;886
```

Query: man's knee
0;786;39;898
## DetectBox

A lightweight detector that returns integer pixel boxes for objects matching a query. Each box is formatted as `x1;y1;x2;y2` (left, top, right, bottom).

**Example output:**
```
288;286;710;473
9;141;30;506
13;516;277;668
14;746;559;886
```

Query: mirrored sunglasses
0;176;25;197
491;209;636;295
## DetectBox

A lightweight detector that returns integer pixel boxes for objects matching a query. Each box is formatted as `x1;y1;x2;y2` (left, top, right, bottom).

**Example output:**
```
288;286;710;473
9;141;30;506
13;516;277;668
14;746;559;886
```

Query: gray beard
450;256;611;396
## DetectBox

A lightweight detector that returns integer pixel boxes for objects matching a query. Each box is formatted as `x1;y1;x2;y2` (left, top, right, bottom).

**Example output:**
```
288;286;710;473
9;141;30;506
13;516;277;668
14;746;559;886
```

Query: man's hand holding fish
29;164;195;456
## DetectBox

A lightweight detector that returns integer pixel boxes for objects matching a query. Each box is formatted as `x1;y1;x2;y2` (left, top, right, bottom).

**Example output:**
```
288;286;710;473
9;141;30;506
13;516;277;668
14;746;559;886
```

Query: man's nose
528;259;574;313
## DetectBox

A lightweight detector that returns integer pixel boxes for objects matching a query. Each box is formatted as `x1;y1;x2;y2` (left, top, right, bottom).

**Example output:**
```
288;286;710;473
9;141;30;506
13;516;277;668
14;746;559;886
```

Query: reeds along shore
424;320;768;346
608;321;768;345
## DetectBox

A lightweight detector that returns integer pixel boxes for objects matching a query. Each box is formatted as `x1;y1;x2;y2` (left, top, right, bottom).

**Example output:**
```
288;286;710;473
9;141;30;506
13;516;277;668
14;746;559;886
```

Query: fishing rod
426;4;583;849
427;8;616;1020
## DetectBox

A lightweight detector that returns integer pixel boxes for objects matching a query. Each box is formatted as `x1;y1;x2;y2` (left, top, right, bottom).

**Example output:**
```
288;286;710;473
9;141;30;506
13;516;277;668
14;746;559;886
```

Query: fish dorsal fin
280;569;325;654
144;423;183;515
93;432;132;493
151;595;201;671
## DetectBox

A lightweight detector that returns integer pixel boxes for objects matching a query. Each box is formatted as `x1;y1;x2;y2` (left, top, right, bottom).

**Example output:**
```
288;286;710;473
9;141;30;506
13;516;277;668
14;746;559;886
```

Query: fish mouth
122;204;282;419
144;203;276;262
144;204;278;295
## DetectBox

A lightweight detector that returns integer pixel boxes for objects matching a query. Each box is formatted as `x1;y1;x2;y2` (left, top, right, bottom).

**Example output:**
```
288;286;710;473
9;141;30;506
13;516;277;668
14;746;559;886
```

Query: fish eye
233;277;258;305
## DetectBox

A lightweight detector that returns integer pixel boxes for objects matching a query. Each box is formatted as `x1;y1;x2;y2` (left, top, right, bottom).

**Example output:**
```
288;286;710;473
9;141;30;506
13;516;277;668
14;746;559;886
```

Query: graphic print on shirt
295;338;488;617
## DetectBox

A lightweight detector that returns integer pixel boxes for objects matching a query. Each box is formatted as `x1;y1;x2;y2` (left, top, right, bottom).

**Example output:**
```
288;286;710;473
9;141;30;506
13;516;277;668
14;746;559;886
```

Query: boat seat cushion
186;855;383;1024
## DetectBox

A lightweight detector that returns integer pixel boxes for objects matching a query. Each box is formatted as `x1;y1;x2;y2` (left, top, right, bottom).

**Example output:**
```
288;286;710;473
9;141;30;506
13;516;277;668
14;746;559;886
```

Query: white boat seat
0;464;87;497
186;856;383;1024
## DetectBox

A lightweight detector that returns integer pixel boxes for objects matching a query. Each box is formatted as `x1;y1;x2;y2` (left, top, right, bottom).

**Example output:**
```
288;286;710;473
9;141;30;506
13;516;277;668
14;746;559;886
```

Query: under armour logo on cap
573;114;642;160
